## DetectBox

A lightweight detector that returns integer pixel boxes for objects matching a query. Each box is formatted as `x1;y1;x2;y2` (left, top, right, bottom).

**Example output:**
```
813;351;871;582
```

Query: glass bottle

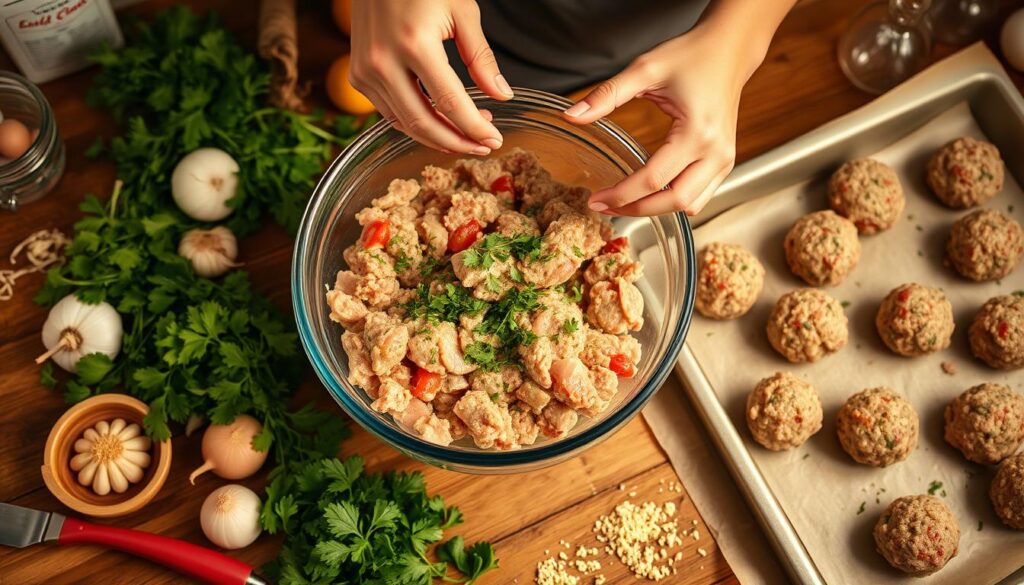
928;0;999;45
838;0;934;95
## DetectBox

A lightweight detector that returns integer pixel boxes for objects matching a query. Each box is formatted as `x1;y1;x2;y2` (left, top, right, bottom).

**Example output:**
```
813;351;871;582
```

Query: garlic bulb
200;484;263;550
178;226;242;278
70;418;152;496
171;147;239;221
37;294;123;373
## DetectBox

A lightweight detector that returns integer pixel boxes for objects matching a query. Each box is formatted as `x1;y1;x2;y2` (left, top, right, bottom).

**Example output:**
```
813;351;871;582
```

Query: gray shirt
447;0;712;93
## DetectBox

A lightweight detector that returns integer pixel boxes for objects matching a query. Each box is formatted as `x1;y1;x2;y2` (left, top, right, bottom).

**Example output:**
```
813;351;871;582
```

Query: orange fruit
325;54;375;115
332;0;352;36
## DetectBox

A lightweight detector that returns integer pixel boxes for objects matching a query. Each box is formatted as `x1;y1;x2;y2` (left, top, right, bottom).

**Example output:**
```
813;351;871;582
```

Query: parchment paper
677;101;1024;584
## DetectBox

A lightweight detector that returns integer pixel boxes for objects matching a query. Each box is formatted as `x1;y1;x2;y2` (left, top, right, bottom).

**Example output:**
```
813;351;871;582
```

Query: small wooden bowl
41;394;172;518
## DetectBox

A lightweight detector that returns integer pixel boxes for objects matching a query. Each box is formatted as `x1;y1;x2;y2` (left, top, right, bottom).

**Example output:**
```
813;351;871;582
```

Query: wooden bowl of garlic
42;394;171;518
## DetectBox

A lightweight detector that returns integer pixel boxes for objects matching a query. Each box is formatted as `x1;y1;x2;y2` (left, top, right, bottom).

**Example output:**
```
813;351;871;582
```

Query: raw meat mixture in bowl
325;148;646;451
292;88;694;472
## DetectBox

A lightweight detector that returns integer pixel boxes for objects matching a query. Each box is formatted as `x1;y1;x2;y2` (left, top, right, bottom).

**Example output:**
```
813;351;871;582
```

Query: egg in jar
0;117;33;160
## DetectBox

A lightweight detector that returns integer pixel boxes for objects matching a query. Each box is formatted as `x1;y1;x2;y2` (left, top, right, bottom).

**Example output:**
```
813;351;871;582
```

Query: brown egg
0;118;32;159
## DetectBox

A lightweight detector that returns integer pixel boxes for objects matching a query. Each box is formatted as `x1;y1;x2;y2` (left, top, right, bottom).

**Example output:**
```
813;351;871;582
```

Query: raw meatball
836;387;918;467
944;383;1024;465
745;372;823;450
827;158;905;234
695;242;766;320
947;209;1023;281
926;137;1004;208
766;288;848;363
875;283;955;357
783;210;860;286
874;495;960;576
970;294;1024;369
991;453;1024;529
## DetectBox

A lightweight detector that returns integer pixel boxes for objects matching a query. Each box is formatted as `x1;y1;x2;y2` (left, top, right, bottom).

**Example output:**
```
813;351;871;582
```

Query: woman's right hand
349;0;513;155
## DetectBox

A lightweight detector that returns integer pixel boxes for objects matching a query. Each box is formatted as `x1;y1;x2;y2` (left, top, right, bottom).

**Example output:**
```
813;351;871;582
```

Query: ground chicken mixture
694;242;765;320
766;288;849;363
970;294;1024;370
875;283;955;357
991;453;1024;530
944;383;1024;465
827;158;905;235
946;208;1023;282
783;210;860;287
874;495;960;576
836;387;919;467
745;371;823;450
326;149;645;450
926;137;1004;209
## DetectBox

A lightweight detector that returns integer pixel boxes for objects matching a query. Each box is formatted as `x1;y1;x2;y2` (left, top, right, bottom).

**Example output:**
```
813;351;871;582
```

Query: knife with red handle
0;502;268;585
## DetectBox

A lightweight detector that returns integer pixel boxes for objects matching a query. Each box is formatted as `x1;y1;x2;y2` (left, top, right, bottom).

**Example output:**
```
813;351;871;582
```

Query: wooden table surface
2;1;1022;584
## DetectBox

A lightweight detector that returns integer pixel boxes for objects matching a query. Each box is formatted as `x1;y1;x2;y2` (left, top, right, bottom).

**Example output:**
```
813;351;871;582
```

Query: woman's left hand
563;22;768;216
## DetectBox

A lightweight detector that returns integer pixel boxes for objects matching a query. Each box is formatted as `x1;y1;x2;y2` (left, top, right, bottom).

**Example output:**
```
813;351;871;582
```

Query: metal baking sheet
673;46;1024;585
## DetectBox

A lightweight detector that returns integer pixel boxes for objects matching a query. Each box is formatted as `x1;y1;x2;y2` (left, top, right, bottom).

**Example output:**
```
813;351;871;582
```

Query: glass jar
0;71;65;212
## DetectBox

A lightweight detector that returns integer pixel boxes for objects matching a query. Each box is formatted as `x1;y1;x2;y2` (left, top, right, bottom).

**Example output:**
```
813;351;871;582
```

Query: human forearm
697;0;797;80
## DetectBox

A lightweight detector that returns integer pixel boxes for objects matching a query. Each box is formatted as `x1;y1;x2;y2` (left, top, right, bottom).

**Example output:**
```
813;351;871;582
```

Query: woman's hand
349;0;513;155
564;2;790;216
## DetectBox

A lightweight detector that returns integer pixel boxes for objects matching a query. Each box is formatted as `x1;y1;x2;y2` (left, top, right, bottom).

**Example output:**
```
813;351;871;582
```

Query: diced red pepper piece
361;219;391;249
998;321;1010;339
447;220;482;253
410;367;442;401
602;237;629;255
897;288;911;303
608;354;635;377
490;174;514;195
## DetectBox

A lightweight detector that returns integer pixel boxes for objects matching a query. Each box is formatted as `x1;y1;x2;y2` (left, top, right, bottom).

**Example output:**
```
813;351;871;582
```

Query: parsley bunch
35;8;366;460
263;457;497;585
86;6;375;235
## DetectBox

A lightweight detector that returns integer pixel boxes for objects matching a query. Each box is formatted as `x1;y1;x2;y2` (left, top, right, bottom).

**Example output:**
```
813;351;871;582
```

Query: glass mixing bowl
293;88;694;473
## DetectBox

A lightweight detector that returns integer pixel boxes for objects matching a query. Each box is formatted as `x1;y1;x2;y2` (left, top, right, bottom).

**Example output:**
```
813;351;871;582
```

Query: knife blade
0;502;267;585
0;502;64;548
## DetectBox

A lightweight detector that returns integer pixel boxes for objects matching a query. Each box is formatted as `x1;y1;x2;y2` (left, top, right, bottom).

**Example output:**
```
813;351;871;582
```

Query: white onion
171;148;239;221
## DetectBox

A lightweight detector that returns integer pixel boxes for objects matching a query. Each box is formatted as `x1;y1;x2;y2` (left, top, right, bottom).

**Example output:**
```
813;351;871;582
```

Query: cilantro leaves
461;233;544;269
262;457;497;585
405;283;488;324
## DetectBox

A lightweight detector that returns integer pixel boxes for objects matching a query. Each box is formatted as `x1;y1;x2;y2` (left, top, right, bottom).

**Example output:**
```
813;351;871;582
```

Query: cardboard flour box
0;0;123;84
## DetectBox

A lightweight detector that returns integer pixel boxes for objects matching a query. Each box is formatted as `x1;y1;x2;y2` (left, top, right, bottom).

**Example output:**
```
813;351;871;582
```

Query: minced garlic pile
0;229;69;301
535;480;703;584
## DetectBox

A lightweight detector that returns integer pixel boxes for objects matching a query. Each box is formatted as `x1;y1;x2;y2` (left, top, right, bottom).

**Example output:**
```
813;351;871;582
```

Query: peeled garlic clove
70;452;93;471
118;423;141;441
108;418;126;437
121;436;151;451
120;449;151;469
113;457;144;484
95;420;110;436
73;438;94;453
107;461;129;493
83;428;100;442
77;460;98;486
93;462;111;496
